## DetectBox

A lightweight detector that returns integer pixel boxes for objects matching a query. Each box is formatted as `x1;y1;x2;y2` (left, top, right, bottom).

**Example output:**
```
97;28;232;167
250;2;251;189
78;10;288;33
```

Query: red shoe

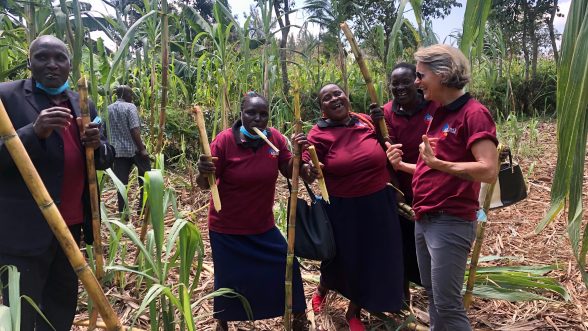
311;291;326;314
346;316;365;331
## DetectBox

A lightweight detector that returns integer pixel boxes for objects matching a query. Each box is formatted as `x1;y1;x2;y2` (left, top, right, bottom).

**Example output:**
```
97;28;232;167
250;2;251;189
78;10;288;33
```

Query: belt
419;211;448;221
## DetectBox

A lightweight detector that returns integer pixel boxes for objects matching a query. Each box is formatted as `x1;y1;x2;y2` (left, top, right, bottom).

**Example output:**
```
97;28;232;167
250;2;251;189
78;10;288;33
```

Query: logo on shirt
268;147;279;158
441;123;457;137
424;113;433;123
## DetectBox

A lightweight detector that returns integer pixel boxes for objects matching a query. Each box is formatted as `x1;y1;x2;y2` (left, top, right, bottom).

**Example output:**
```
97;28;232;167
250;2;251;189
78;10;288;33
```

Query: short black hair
317;83;345;106
391;62;416;76
240;91;268;111
115;85;133;101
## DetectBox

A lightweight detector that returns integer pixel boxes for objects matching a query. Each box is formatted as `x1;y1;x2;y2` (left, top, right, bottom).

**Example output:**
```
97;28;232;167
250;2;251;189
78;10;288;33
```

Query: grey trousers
415;214;477;331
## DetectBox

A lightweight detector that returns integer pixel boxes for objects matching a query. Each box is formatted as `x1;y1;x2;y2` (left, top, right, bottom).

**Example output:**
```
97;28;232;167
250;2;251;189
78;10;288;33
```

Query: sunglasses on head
416;71;425;80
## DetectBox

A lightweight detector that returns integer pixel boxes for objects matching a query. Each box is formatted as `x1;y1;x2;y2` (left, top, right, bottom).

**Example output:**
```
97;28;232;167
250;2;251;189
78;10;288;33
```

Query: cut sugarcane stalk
284;87;303;330
340;21;389;139
78;76;105;330
308;146;330;204
341;21;416;220
463;145;504;309
252;127;280;153
193;106;221;212
0;98;122;331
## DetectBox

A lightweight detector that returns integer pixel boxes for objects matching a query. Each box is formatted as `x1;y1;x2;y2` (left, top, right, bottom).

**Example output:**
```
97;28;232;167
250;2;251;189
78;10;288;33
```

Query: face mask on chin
35;81;70;96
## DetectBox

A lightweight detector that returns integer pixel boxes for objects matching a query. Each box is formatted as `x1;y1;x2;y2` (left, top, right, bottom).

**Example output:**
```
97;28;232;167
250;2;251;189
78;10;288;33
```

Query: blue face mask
35;81;70;95
240;125;267;140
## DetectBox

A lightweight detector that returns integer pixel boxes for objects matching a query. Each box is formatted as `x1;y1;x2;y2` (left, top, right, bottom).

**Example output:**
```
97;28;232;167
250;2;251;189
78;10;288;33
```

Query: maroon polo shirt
208;124;291;235
412;93;498;221
303;114;390;198
56;100;86;226
383;99;440;201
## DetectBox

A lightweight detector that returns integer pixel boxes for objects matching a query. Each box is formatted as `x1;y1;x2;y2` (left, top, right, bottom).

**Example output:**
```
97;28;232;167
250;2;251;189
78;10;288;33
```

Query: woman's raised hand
419;135;440;168
385;142;404;169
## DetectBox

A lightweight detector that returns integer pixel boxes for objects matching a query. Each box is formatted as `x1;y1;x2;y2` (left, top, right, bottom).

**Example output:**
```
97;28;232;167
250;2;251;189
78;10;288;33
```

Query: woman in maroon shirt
302;84;404;331
372;62;441;303
197;92;309;330
408;44;498;330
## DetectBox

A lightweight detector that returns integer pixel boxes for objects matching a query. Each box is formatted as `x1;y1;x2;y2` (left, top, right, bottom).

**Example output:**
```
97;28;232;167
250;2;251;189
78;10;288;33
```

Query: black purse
480;149;528;209
287;180;336;261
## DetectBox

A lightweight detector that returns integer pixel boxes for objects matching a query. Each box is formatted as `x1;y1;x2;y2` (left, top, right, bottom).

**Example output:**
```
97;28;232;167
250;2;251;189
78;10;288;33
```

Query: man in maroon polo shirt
0;35;114;331
373;62;441;303
407;45;498;331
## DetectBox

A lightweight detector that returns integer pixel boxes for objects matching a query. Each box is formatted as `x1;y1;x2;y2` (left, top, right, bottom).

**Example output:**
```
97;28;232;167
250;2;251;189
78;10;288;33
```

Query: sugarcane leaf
106;219;158;275
105;10;157;98
105;265;158;282
180;285;195;331
473;265;557;275
470;284;552;302
191;288;253;320
145;170;165;270
547;0;588;286
21;295;54;330
163;217;187;272
460;0;491;60
386;0;409;71
475;273;570;300
134;284;166;322
104;168;128;218
536;198;564;233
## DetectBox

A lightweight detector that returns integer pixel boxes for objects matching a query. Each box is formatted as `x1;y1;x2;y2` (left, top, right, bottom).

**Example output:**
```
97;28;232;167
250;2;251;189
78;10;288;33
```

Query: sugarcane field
1;0;588;330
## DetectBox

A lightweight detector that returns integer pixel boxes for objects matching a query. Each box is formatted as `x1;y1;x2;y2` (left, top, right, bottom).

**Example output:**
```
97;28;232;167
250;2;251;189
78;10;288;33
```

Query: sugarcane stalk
78;76;105;330
0;99;122;330
339;21;388;139
192;106;221;212
155;0;169;154
307;146;329;203
133;205;151;263
340;21;415;221
463;145;504;309
284;88;303;331
252;127;280;153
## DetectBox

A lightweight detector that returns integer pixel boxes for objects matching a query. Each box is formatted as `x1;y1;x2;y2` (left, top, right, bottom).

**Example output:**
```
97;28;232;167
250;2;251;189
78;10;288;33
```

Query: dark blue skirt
210;227;306;321
320;186;405;312
399;214;422;286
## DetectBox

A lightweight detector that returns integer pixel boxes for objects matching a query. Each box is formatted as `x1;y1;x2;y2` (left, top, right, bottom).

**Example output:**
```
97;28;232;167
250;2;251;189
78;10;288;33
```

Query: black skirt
210;227;306;321
399;214;422;286
320;186;405;312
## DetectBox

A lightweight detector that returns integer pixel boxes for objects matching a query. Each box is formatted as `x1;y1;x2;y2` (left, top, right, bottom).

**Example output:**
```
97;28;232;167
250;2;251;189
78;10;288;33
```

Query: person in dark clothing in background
108;85;150;217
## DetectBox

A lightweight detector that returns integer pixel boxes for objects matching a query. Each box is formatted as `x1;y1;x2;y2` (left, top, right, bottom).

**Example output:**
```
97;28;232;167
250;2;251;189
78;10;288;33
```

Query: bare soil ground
74;121;588;331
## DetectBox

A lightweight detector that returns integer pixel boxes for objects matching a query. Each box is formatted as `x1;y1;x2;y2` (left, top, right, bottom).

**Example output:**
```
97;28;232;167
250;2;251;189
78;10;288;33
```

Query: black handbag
287;180;336;261
480;149;528;209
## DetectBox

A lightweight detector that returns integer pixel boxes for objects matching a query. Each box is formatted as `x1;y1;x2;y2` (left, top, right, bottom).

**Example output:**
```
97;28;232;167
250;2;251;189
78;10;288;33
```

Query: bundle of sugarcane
307;146;329;203
78;76;106;330
463;145;504;309
192;106;222;212
340;21;415;221
0;98;122;330
284;89;303;330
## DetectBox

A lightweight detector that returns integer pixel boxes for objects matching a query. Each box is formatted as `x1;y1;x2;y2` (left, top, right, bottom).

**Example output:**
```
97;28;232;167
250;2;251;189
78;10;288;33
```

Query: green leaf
544;0;588;286
105;219;158;277
144;170;165;274
460;0;492;60
105;10;157;98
